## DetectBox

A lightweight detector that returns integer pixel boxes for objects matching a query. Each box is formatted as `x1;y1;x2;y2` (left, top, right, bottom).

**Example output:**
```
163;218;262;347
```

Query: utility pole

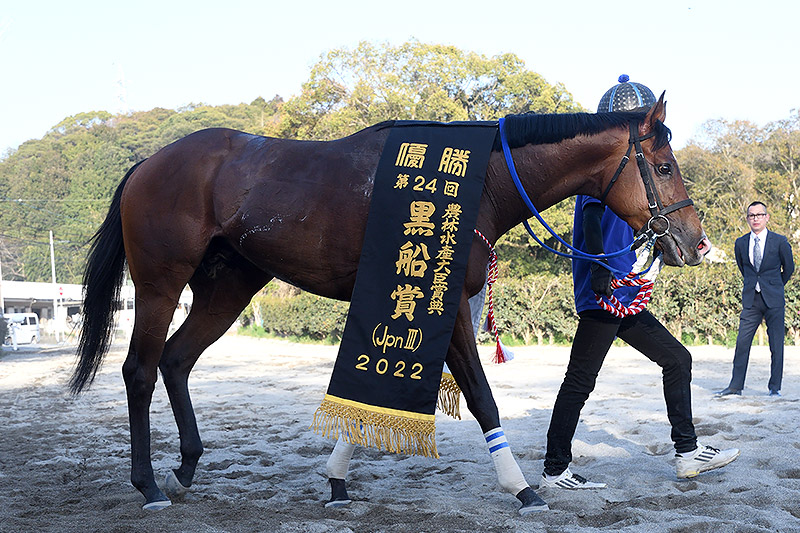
0;250;5;315
50;230;59;342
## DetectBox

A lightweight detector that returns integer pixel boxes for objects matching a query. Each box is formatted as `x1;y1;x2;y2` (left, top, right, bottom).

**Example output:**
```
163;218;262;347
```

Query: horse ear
645;91;667;127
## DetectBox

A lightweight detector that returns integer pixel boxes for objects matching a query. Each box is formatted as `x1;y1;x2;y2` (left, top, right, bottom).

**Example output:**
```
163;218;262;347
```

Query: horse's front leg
324;437;356;507
446;295;548;515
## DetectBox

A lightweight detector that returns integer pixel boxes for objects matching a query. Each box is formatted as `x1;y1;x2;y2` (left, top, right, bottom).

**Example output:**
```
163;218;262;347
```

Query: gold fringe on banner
312;395;438;458
437;372;462;420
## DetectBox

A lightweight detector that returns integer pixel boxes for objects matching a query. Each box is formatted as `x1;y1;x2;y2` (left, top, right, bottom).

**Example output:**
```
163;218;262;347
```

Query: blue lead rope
497;117;653;278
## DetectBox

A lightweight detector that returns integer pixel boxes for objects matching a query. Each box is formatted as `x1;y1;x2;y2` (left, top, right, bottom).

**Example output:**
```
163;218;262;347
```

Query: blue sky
1;1;797;156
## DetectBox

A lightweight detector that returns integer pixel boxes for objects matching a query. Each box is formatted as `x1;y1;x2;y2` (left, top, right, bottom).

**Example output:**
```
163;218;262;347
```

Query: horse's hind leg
159;249;271;496
123;283;187;510
123;244;238;509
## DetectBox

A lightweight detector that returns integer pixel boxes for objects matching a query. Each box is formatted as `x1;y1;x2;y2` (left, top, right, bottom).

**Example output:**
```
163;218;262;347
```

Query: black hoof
138;483;171;511
164;470;191;497
142;497;172;511
516;487;549;515
171;467;195;489
326;478;352;508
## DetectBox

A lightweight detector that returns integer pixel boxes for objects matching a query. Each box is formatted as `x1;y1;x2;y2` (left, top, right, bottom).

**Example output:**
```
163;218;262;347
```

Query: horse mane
500;111;671;151
363;113;672;153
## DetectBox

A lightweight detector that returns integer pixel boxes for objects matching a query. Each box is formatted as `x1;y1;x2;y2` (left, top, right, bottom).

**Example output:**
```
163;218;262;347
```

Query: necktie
753;235;762;271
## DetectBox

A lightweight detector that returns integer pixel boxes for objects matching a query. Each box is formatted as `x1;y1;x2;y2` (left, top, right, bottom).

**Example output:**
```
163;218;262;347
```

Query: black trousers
543;309;697;476
729;291;785;392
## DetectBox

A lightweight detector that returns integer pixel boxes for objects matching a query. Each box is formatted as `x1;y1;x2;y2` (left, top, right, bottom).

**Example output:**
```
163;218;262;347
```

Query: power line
0;232;90;248
0;198;108;203
1;198;104;226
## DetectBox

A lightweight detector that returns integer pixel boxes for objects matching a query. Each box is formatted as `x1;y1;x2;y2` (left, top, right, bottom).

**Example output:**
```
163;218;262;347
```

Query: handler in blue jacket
540;76;739;491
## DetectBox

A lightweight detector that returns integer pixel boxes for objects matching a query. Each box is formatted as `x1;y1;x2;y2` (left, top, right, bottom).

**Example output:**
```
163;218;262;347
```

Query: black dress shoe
715;387;742;396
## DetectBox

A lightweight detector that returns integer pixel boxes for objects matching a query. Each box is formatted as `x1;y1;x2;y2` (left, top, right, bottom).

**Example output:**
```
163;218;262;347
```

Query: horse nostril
697;237;712;255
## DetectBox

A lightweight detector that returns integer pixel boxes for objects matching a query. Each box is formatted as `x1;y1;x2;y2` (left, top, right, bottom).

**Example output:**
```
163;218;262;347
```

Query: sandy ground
1;335;799;532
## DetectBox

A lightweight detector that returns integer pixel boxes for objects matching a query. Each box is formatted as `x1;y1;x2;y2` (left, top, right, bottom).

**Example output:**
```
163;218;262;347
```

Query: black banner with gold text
312;121;497;457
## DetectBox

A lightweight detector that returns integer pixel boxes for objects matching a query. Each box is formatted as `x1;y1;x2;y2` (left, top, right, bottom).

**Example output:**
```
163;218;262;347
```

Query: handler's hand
590;263;614;297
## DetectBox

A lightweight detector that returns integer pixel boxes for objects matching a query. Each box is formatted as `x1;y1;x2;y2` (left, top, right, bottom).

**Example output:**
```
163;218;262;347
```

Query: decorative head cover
596;74;656;113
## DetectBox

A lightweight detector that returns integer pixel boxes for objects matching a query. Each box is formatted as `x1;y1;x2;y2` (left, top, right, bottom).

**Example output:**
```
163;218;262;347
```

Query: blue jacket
572;196;639;314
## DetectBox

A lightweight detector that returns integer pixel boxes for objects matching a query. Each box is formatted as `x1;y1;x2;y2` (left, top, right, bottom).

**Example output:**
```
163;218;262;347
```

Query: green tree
678;120;763;252
278;40;583;141
0;99;285;283
758;111;800;248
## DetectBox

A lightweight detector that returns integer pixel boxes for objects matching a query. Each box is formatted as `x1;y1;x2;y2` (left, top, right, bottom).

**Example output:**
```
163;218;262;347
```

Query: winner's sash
312;121;497;457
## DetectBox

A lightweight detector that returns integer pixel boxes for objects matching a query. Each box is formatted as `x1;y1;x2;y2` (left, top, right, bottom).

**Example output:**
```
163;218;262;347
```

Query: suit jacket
734;231;794;308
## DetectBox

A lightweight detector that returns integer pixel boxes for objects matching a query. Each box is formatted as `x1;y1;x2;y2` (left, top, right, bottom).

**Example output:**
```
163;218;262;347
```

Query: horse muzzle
656;232;711;267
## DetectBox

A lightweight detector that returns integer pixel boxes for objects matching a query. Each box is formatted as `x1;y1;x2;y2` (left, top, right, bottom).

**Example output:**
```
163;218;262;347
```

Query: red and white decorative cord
595;274;654;317
472;230;659;354
595;244;662;318
473;229;512;363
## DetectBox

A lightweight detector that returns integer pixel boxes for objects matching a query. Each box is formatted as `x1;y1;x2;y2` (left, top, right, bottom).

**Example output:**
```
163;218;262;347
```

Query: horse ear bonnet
596;74;656;113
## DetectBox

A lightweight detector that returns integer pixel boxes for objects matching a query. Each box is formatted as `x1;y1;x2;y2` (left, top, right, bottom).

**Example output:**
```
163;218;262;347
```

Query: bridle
599;120;695;248
482;116;697;320
496;115;697;276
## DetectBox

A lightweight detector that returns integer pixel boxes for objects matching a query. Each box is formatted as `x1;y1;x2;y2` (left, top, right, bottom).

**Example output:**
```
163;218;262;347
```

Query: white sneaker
539;468;607;489
675;444;740;479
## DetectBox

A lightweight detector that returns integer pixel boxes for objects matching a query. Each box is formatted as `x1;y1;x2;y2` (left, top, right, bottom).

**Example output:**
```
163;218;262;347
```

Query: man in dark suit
718;201;794;397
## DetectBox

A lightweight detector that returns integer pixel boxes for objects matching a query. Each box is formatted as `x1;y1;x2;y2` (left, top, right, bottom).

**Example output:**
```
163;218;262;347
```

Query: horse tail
70;161;143;394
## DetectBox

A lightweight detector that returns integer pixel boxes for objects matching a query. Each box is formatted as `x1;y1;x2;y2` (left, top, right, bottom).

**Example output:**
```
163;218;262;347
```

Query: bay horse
70;94;710;515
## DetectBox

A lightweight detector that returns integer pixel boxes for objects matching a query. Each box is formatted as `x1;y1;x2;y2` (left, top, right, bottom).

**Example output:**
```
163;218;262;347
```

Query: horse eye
657;163;672;176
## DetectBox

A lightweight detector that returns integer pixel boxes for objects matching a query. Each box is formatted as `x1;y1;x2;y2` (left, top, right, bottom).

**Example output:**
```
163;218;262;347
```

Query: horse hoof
516;487;549;515
142;499;172;511
325;499;352;508
165;470;190;497
327;478;351;508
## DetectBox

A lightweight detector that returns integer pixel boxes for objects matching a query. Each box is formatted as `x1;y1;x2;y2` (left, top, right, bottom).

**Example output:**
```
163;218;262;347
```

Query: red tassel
474;229;513;365
492;338;514;364
492;341;506;364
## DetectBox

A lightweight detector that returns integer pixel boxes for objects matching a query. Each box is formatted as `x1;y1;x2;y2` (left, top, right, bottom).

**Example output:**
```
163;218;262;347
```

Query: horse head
600;93;711;267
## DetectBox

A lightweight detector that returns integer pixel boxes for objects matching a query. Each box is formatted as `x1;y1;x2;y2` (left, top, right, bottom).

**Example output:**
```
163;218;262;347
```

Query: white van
3;313;41;345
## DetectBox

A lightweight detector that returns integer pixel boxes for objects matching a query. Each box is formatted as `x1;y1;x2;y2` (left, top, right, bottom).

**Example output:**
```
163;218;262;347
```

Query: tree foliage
0;98;284;283
276;40;583;141
679;111;800;254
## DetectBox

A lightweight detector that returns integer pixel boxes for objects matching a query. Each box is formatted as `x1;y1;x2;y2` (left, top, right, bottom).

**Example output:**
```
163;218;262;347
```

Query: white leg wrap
484;428;528;495
326;437;356;479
